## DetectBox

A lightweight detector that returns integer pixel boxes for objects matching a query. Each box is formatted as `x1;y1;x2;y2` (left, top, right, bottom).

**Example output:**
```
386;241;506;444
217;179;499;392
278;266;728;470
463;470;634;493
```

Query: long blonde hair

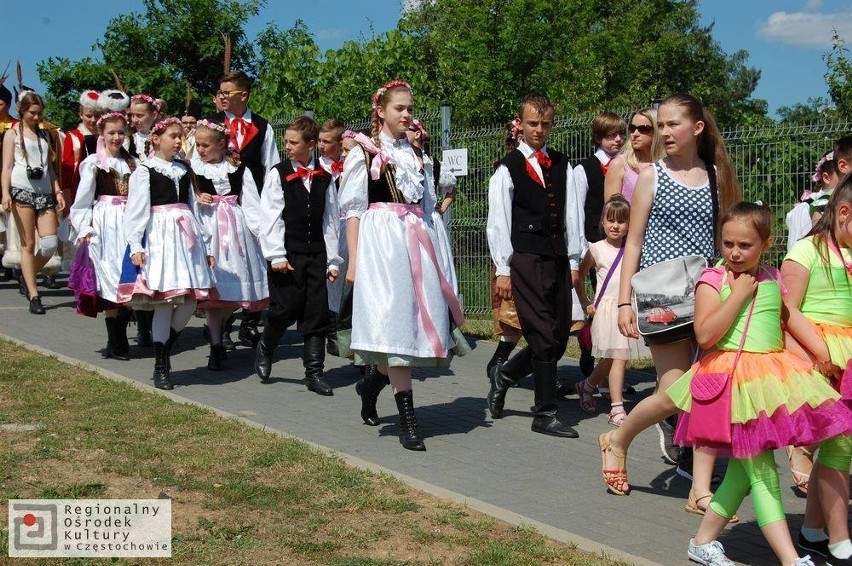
621;107;665;170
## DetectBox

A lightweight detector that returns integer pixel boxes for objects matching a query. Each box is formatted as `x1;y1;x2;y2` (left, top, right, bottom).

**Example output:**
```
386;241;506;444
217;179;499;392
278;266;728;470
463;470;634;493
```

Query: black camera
26;167;44;180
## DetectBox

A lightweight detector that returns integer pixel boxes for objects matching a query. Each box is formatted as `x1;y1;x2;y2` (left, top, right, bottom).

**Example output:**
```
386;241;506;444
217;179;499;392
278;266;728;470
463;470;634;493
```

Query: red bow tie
331;160;344;174
535;150;551;170
286;166;321;182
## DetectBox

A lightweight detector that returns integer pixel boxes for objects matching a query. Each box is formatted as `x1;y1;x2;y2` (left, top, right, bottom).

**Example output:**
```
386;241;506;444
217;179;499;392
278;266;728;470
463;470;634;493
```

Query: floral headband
131;94;162;111
96;111;127;129
195;119;228;135
371;79;413;108
151;117;181;135
812;151;834;183
510;118;523;140
410;119;429;140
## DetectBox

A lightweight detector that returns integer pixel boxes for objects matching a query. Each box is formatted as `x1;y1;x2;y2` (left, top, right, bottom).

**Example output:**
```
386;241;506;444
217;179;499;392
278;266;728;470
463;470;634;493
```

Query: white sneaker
688;539;735;566
792;556;815;566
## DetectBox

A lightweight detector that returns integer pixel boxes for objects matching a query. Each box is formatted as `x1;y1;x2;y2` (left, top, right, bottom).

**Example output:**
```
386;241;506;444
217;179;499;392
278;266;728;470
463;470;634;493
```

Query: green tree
37;0;262;128
823;30;852;120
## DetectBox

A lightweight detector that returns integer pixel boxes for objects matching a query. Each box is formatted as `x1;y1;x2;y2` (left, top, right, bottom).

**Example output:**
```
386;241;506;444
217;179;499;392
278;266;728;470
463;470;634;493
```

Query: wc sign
441;148;468;177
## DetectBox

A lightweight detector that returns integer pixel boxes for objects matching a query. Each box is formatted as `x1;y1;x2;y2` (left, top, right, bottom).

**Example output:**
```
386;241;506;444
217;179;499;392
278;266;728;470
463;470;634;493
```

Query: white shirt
259;158;341;270
786;202;813;252
223;109;280;174
69;153;136;240
486;141;584;275
318;154;343;182
190;159;263;239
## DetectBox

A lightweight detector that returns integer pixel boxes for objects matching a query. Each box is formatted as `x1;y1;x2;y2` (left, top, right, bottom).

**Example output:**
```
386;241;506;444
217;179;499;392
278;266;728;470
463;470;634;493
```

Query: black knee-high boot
356;365;389;425
255;325;284;382
530;359;578;438
303;335;332;396
135;310;153;347
238;311;262;348
487;346;533;419
221;312;237;351
152;342;173;390
486;340;516;383
394;390;425;451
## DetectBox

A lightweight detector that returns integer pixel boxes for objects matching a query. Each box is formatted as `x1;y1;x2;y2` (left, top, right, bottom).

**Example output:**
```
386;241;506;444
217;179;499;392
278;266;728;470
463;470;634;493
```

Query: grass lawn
0;339;628;566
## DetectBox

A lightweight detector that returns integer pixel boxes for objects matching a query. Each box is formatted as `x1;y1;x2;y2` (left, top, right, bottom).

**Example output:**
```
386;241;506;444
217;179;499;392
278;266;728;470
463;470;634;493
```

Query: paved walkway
0;278;829;566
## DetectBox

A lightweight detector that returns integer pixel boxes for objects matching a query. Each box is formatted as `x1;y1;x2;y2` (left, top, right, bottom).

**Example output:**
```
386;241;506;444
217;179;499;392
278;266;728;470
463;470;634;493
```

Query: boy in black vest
214;70;281;348
573;112;625;376
255;116;341;395
486;93;583;438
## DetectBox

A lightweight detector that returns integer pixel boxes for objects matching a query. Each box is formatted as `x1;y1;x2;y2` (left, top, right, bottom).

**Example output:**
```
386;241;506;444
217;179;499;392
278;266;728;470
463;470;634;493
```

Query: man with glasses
213;71;280;349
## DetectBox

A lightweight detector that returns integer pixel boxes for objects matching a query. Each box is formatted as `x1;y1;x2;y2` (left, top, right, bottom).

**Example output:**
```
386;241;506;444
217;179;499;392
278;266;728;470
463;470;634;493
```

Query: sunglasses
628;124;654;135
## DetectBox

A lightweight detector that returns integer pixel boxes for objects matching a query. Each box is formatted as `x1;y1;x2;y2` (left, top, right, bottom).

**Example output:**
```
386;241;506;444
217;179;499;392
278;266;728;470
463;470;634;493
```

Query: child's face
657;103;703;157
519;104;553;151
284;129;315;165
318;131;342;160
836;199;852;248
21;104;43;127
181;115;198;133
217;81;248;115
194;129;226;163
377;90;413;139
602;214;628;243
822;170;841;191
129;102;157;133
721;219;767;274
152;124;183;158
100;120;126;153
79;108;102;132
599;130;624;155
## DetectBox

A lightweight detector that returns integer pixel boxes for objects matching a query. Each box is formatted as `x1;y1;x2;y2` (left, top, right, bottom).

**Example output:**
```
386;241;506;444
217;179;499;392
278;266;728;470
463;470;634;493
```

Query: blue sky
2;0;849;117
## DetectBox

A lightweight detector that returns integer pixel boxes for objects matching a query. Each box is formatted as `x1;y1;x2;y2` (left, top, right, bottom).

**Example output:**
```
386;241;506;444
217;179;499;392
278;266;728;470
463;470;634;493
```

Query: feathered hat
79;89;102;110
99;69;130;112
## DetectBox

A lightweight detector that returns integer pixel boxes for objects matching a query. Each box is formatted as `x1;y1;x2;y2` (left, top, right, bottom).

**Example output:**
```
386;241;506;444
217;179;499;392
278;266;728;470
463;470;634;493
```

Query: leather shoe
29;296;45;315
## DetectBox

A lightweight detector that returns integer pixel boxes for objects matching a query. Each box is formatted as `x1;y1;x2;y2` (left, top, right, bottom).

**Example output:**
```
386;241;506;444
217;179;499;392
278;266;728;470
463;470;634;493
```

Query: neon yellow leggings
816;433;852;472
708;451;786;528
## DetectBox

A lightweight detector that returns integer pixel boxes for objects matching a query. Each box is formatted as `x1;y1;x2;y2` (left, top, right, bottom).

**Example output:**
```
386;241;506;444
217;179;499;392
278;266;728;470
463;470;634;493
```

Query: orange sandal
599;431;629;496
685;490;739;523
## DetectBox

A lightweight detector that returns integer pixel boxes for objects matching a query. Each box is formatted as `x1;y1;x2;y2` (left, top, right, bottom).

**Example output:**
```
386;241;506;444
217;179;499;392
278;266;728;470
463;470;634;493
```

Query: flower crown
196;119;228;135
131;93;162;111
411;119;429;140
96;111;127;129
510;118;523;140
812;151;834;183
151;117;181;135
371;79;413;108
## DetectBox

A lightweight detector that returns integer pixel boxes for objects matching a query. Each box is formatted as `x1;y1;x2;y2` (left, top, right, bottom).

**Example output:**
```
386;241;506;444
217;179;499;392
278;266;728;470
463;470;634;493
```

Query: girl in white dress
339;79;468;451
119;117;215;390
69;112;138;359
191;120;268;370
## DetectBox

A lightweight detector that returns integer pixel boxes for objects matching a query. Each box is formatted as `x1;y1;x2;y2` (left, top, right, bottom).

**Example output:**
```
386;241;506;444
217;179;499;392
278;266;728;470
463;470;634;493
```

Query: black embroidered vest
215;111;270;191
580;155;606;243
146;164;191;206
500;148;568;257
273;161;329;254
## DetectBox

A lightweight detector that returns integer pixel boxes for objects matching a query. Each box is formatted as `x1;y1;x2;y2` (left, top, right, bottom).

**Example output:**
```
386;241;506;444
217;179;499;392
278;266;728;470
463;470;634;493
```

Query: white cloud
805;0;823;10
316;28;346;41
757;11;852;48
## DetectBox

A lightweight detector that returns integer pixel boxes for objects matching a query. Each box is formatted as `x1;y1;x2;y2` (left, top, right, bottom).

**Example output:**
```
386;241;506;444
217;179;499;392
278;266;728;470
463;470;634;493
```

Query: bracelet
617;303;632;308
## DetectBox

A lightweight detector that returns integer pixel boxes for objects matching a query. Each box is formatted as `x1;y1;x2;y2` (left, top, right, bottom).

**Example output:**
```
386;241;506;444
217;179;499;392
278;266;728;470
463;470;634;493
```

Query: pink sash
211;195;243;259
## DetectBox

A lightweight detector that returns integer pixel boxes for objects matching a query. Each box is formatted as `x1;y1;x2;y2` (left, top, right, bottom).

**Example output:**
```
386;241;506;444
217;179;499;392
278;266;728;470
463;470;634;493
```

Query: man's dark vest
195;164;246;197
215;111;270;191
500;148;568;257
580;155;606;243
146;165;191;206
273;161;329;254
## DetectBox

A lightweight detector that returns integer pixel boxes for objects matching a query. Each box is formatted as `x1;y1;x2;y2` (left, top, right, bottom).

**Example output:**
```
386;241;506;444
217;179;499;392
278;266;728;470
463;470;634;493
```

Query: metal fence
269;111;852;320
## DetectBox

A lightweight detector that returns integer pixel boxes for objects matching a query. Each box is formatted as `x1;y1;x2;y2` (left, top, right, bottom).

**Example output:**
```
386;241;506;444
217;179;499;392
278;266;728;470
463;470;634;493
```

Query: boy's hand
271;261;294;272
495;275;512;300
327;269;339;282
207;255;215;268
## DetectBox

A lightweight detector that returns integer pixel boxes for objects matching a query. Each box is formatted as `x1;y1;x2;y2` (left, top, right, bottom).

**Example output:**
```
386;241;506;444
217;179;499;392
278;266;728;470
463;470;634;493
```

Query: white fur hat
99;89;130;112
79;89;102;110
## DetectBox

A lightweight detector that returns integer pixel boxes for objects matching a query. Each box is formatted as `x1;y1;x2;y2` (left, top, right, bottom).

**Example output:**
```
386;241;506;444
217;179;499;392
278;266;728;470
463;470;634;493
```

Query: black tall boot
238;311;262;348
487;346;533;419
114;309;131;359
303;335;333;396
486;340;516;383
207;343;226;371
326;310;339;357
103;317;118;359
394;390;426;451
530;359;578;438
221;312;237;351
255;325;284;382
152;342;173;390
135;310;153;347
104;317;130;360
356;365;389;425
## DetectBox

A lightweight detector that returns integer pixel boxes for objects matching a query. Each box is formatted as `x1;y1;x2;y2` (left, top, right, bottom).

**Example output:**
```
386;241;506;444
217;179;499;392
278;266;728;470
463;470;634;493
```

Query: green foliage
823;30;852;120
37;0;263;129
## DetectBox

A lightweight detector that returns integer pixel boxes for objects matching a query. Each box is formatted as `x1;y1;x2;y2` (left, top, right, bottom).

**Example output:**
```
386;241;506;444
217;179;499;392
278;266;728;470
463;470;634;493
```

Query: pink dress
621;165;638;203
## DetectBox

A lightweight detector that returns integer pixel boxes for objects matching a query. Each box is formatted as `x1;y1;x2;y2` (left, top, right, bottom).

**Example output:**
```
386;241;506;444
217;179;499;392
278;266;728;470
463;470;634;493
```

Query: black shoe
828;548;852;565
254;326;283;382
41;275;61;289
530;359;579;438
394;390;426;451
17;272;27;296
555;380;576;398
104;317;130;360
152;342;173;390
28;296;45;315
356;365;389;426
486;340;516;383
579;346;595;377
207;344;226;371
0;268;11;281
656;415;681;465
487;347;532;419
797;532;829;558
221;312;237;350
303;335;333;396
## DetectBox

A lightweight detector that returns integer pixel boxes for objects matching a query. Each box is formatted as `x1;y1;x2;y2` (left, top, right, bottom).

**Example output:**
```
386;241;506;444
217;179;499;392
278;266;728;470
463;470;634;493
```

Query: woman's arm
1;129;16;211
603;155;626;202
616;165;654;338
